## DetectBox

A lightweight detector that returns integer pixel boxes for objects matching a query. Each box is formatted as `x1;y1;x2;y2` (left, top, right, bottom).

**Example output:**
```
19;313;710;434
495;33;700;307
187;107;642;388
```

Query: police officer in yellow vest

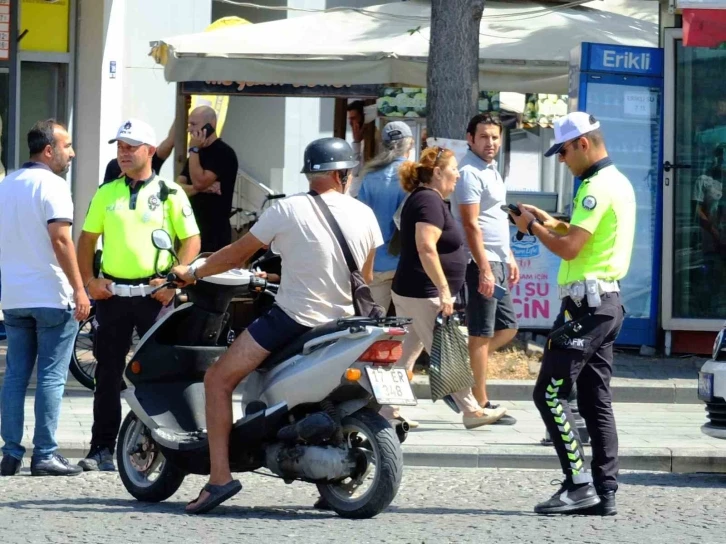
508;112;635;517
77;119;201;471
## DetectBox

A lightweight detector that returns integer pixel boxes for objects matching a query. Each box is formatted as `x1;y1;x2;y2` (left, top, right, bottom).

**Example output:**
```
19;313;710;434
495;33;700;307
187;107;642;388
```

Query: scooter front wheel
117;413;186;502
316;408;403;519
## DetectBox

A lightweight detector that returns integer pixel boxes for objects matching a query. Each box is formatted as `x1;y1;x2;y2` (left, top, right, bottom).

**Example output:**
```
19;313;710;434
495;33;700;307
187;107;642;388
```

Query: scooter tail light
384;327;407;336
345;368;362;381
357;340;402;365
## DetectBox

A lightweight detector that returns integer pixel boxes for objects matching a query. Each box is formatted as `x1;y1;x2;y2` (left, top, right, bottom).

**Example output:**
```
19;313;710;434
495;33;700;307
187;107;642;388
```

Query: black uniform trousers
92;296;162;452
533;292;623;492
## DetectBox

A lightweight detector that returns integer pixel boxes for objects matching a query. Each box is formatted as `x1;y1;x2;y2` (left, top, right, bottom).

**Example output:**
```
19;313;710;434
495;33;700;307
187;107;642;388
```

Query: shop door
663;29;726;332
18;61;68;163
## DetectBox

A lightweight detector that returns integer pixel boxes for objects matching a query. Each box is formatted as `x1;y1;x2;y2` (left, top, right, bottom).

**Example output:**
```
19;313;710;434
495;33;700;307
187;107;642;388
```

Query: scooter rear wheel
117;413;186;502
316;408;403;519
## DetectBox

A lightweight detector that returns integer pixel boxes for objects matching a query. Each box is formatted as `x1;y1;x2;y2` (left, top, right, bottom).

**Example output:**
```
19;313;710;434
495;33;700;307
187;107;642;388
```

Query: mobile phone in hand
493;283;507;300
501;204;520;226
501;204;521;216
201;123;215;138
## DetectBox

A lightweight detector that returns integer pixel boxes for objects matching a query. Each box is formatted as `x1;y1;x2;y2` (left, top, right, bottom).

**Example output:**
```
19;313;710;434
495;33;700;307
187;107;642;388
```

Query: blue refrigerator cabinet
569;42;664;348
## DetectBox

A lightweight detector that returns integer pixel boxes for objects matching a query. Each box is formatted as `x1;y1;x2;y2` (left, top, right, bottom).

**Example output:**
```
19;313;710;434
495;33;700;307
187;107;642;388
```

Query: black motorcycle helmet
300;137;359;175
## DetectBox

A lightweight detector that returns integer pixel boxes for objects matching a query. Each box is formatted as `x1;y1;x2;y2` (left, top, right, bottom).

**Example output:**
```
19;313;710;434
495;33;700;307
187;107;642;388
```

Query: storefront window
674;44;726;319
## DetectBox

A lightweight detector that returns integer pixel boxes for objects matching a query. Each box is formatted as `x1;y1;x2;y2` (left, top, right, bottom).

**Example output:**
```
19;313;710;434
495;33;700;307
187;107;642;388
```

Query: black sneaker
78;446;115;472
30;454;82;477
534;480;601;514
482;402;517;425
0;455;22;476
581;490;617;516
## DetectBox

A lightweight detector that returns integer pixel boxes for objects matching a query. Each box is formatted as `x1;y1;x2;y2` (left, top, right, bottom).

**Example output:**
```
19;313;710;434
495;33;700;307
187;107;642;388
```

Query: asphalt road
1;467;725;543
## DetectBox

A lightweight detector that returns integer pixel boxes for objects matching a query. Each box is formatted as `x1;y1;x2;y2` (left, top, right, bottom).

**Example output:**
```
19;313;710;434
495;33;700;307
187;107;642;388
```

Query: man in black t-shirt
178;106;239;252
102;120;175;183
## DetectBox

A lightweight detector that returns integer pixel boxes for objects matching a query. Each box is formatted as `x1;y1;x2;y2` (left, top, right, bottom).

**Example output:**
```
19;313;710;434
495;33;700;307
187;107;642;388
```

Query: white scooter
116;230;416;519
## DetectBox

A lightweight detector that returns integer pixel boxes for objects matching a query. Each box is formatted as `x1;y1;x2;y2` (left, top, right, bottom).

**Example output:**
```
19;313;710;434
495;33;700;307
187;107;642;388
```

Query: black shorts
465;260;518;338
247;304;311;352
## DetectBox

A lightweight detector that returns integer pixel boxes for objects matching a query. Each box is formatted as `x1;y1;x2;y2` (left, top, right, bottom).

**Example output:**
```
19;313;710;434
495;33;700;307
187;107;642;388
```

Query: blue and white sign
579;43;663;77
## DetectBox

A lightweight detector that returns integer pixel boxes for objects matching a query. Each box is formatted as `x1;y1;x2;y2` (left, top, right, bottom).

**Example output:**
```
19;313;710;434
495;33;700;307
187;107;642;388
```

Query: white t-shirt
0;163;75;310
250;191;383;327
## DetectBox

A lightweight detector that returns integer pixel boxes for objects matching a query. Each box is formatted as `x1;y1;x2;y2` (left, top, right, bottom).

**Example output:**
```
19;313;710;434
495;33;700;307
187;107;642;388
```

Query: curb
399;445;726;473
54;443;726;474
411;377;700;405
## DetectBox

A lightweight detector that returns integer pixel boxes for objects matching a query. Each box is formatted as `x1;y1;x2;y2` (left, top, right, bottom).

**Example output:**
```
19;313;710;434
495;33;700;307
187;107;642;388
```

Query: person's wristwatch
189;146;200;154
527;218;543;236
189;262;202;282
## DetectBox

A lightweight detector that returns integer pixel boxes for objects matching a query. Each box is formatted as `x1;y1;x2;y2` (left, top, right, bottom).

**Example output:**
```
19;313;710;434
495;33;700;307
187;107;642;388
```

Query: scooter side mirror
151;230;174;252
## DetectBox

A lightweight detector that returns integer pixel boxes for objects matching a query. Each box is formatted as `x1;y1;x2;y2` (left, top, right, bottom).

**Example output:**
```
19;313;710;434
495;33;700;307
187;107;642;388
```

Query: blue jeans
1;307;78;460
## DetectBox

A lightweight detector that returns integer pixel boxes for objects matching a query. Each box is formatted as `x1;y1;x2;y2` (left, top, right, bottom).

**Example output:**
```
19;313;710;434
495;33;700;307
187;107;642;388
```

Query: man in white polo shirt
0;119;90;477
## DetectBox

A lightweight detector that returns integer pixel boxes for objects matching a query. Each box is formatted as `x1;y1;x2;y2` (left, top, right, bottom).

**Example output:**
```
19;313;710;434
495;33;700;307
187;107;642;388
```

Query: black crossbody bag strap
308;191;358;273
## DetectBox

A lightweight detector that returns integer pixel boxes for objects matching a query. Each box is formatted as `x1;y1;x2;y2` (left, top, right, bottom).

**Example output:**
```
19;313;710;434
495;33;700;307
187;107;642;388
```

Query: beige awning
152;1;658;94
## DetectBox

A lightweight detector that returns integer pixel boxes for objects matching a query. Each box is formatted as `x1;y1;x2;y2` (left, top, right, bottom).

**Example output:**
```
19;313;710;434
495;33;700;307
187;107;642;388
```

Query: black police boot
30;454;83;476
534;479;601;515
0;455;22;476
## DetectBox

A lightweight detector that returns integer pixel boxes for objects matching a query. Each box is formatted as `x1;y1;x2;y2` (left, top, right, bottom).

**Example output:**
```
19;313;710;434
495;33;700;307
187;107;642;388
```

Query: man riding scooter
172;137;383;514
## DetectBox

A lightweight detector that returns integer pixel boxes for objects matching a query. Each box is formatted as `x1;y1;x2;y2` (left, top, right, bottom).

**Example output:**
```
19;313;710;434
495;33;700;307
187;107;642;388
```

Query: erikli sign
601;49;652;71
581;43;663;77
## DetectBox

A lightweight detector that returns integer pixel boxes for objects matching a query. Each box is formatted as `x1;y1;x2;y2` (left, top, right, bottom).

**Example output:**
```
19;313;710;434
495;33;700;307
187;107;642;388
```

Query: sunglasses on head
434;147;444;163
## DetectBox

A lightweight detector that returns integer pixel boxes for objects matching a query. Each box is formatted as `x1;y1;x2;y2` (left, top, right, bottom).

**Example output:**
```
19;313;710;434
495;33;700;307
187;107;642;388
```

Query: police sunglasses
558;139;578;157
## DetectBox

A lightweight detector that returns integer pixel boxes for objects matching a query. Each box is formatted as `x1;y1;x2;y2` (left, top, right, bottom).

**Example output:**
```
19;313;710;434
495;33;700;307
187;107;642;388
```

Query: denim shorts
247;304;311;353
465;261;518;338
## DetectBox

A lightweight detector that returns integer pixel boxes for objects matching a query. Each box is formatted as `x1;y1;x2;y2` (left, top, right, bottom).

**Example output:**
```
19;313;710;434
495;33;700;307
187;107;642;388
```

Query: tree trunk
426;0;485;140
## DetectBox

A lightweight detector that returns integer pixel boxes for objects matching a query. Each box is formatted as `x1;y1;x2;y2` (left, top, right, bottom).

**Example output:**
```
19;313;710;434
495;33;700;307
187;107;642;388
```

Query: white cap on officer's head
544;112;601;157
109;118;157;147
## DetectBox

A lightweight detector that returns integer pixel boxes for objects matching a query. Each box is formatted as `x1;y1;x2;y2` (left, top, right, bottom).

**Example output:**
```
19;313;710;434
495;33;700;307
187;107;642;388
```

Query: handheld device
493;283;507;301
201;123;215;138
502;204;526;240
501;203;521;216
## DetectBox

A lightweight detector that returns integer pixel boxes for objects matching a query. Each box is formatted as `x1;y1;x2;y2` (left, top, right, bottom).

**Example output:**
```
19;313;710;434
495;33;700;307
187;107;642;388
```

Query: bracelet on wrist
84;278;94;289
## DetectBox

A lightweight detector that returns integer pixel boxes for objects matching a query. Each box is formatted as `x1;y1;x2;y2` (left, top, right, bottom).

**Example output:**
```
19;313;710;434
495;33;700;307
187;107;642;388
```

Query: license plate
698;372;714;402
364;367;417;406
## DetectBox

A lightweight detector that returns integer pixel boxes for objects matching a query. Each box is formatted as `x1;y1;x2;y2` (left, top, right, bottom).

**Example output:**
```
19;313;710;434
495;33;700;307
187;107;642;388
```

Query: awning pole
333;98;347;140
174;83;190;180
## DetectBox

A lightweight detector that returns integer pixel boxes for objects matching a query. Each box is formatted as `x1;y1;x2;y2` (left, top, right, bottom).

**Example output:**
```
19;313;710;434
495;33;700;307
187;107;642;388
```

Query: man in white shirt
172;137;383;514
450;113;520;425
0;120;90;477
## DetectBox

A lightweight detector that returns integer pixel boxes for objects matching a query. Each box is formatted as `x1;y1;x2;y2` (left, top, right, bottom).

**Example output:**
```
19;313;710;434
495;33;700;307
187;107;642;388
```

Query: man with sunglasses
508;112;636;517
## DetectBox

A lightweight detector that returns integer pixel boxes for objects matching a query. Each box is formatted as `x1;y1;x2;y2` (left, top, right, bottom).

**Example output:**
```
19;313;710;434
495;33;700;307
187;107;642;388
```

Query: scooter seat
259;320;350;370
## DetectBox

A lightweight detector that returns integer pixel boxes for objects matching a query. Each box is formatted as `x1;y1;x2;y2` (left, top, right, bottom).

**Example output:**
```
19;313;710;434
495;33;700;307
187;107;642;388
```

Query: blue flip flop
186;480;242;515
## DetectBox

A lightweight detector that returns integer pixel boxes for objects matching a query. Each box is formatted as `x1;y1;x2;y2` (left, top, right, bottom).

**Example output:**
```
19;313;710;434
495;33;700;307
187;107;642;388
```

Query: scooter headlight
713;326;726;362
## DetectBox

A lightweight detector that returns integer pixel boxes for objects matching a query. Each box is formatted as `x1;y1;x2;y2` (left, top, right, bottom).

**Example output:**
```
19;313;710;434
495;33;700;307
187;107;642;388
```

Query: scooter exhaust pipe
392;420;409;444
